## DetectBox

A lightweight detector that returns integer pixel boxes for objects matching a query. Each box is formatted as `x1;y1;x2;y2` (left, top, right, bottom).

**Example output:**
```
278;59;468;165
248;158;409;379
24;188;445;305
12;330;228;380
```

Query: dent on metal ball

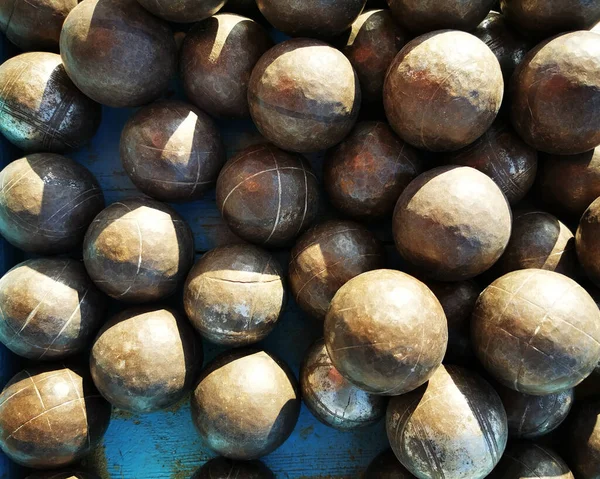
191;457;274;479
566;399;600;479
191;349;300;460
289;220;385;320
393;166;512;281
325;269;447;396
0;52;101;152
324;121;424;221
488;443;574;479
0;153;104;255
248;39;361;153
364;450;415;479
577;197;600;287
300;339;387;430
386;365;508;479
181;14;273;119
472;269;600;395
511;31;600;155
60;0;177;107
83;197;195;303
120;100;225;202
0;365;111;469
384;30;503;152
183;244;286;346
216;143;319;247
26;472;100;479
136;0;226;22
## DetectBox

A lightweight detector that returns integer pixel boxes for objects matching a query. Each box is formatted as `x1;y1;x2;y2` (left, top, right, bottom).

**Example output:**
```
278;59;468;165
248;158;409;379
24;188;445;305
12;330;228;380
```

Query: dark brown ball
90;307;201;413
0;365;111;469
364;449;415;479
26;472;99;479
488;443;574;479
136;0;226;22
289;220;385;319
0;0;76;51
191;349;300;460
511;32;600;155
0;52;101;152
393;166;512;281
0;154;104;255
325;269;447;396
566;400;600;479
577;197;600;287
120;100;225;202
472;269;600;395
324;121;424;221
386;365;508;479
248;39;361;153
181;14;273;119
443;121;538;205
83;197;194;303
60;0;177;108
216;143;319;247
191;457;274;479
183;244;286;346
384;30;503;152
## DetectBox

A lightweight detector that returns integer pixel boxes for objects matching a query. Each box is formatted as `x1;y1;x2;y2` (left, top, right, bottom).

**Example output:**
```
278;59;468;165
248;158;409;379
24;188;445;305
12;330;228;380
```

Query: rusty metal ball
0;365;111;469
191;349;300;460
83;197;195;303
0;153;104;255
472;269;600;395
216;144;319;247
384;30;503;152
488;443;574;479
120;100;225;202
60;0;177;108
136;0;226;22
181;14;273;119
324;121;424;221
566;399;600;478
289;220;385;320
577;197;600;287
26;472;99;479
386;365;508;479
364;449;415;479
0;52;101;152
393;166;512;281
324;269;447;396
511;32;600;155
191;457;274;479
248;39;361;153
183;244;286;346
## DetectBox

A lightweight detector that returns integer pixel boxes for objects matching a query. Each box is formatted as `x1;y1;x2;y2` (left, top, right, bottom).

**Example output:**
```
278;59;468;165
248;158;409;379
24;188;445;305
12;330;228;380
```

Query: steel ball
324;121;424;221
364;450;415;479
60;0;177;108
191;349;300;460
181;14;273;119
0;52;101;152
0;365;111;469
289;220;385;319
136;0;226;23
0;153;104;255
183;244;286;346
511;31;600;155
120;100;225;202
324;269;447;396
191;457;274;479
216;143;319;247
472;269;600;395
83;197;195;303
248;38;361;153
386;365;508;479
566;399;600;479
488;443;574;479
26;473;99;479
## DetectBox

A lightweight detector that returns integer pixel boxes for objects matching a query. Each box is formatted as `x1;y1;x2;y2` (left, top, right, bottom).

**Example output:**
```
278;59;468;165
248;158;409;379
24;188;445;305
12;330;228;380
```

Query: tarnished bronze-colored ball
488;443;574;479
472;269;600;395
0;154;104;255
136;0;226;22
0;52;101;152
90;307;201;413
325;269;447;396
393;166;512;281
191;349;300;460
364;450;415;479
120;100;225;202
577;197;600;287
216;144;319;247
181;14;273;119
27;473;99;479
324;121;424;221
289;220;385;319
387;365;508;479
443;121;538;205
567;400;600;479
83;197;194;303
300;339;387;430
60;0;177;108
0;365;111;469
191;457;274;479
511;32;600;155
183;244;285;346
248;39;361;153
384;30;503;152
